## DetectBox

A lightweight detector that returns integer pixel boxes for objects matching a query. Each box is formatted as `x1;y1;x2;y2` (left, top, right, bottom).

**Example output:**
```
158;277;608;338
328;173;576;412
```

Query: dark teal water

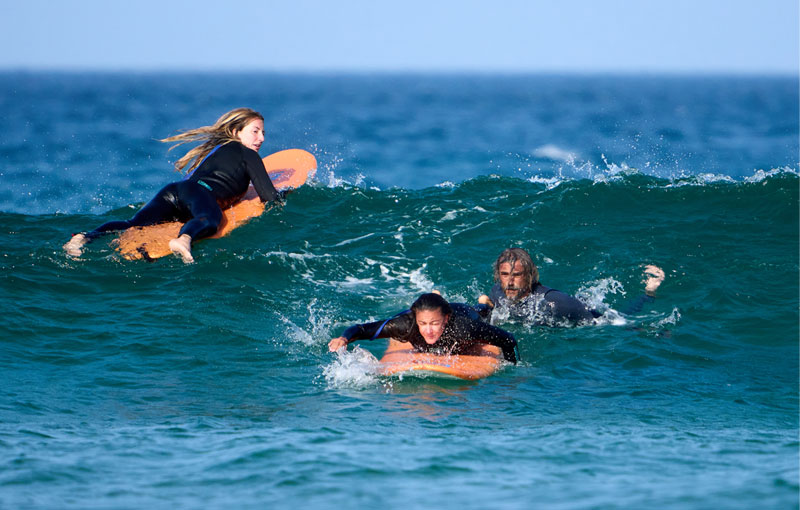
1;73;798;509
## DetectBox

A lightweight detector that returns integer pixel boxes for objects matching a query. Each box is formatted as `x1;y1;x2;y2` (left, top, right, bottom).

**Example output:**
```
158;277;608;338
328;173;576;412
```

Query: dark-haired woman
328;293;518;363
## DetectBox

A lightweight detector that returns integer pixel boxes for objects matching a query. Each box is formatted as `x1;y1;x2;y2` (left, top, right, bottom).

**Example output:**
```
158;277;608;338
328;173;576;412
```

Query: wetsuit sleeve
465;319;518;364
544;290;600;322
341;312;415;342
620;294;655;315
475;303;493;320
243;149;281;203
450;303;482;321
473;283;503;319
489;283;504;305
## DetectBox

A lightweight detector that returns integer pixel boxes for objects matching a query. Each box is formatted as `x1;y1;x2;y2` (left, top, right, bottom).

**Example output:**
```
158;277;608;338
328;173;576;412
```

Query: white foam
332;232;375;247
261;250;332;262
744;166;799;183
575;277;627;323
370;262;437;295
340;276;375;287
666;173;735;188
592;308;628;327
441;210;459;221
322;347;381;389
528;174;565;190
282;320;315;345
408;265;434;293
393;230;405;250
533;144;578;163
305;146;371;189
278;298;335;346
655;307;682;327
590;155;637;184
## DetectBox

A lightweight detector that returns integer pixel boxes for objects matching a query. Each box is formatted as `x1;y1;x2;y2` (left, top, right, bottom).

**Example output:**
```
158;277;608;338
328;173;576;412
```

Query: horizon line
0;66;797;78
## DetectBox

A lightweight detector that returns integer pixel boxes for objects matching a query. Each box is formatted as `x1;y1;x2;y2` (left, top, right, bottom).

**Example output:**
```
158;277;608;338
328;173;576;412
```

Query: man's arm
544;289;600;323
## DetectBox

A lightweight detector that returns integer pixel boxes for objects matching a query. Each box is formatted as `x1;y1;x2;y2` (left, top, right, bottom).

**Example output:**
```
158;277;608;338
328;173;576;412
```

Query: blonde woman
64;108;281;263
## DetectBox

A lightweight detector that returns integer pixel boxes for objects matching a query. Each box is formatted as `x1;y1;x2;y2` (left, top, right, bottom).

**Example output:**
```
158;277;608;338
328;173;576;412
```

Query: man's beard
503;284;526;301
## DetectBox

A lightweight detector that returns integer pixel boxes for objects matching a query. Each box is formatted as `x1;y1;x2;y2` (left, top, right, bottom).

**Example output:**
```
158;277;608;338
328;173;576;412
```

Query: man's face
498;261;531;301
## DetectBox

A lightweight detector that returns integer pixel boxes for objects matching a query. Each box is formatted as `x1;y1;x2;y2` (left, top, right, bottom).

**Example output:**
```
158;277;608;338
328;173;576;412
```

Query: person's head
213;108;265;152
161;107;266;173
410;293;452;344
493;248;539;301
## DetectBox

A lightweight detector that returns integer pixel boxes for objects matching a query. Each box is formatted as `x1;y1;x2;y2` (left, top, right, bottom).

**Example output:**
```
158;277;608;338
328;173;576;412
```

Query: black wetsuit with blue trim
341;303;518;363
84;142;281;240
480;283;654;325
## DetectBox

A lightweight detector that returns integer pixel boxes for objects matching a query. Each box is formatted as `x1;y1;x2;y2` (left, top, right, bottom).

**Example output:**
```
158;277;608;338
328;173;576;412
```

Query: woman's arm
466;319;518;364
243;148;281;202
328;312;413;351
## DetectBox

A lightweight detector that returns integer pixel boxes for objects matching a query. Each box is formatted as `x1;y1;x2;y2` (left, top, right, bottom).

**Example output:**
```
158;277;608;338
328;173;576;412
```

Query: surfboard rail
379;339;503;380
115;149;316;261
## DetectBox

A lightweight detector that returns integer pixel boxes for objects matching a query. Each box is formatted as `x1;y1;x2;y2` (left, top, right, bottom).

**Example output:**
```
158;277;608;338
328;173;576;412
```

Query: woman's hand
328;337;348;352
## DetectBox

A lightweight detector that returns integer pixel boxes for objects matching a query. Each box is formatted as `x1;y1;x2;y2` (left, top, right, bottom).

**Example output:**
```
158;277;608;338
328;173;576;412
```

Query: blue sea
1;72;798;509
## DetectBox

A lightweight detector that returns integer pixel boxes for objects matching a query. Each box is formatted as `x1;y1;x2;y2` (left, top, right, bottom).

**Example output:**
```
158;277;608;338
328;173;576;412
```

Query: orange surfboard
379;339;503;380
115;149;316;261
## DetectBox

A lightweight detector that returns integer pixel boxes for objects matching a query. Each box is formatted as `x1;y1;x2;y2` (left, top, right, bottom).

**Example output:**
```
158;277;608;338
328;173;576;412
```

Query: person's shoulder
531;283;552;295
449;312;476;328
216;141;240;153
489;283;504;301
450;303;481;320
385;310;415;335
540;286;578;305
383;310;413;327
219;141;258;157
240;144;264;165
540;286;597;320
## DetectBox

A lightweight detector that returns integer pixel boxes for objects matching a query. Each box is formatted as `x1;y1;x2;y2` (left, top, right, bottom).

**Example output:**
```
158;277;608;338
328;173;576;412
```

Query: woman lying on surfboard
328;292;519;363
63;108;282;263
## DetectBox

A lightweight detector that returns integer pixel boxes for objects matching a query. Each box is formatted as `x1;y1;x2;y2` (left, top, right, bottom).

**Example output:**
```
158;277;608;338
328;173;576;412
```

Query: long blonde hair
160;108;264;174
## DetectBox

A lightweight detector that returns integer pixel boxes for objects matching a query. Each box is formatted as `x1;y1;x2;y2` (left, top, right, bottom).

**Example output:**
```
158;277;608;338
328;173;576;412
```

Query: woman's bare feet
63;233;87;257
168;234;194;264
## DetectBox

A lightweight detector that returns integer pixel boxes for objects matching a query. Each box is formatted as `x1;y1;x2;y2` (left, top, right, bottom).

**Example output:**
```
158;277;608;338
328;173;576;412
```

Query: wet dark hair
410;293;452;317
493;248;539;286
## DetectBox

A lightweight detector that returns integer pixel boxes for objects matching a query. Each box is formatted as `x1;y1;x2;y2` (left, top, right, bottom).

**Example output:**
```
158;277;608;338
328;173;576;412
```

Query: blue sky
1;0;797;74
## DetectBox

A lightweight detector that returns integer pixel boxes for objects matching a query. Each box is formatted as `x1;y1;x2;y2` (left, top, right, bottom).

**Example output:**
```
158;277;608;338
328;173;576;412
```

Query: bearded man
478;248;664;325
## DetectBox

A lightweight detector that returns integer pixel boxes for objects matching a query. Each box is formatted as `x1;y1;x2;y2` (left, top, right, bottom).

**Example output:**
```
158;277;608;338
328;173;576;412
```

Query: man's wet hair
493;248;539;286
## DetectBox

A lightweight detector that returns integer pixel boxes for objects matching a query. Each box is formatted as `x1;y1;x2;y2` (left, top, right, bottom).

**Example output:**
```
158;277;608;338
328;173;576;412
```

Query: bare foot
644;264;665;296
168;234;194;264
63;233;87;257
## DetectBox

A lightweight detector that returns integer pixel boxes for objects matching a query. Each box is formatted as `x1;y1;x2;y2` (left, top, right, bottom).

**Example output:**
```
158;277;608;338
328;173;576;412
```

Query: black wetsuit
482;283;654;326
342;303;518;363
84;142;281;240
484;282;600;325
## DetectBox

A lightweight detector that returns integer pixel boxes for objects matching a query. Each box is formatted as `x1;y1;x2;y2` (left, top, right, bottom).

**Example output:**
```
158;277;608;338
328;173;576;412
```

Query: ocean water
0;72;798;509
